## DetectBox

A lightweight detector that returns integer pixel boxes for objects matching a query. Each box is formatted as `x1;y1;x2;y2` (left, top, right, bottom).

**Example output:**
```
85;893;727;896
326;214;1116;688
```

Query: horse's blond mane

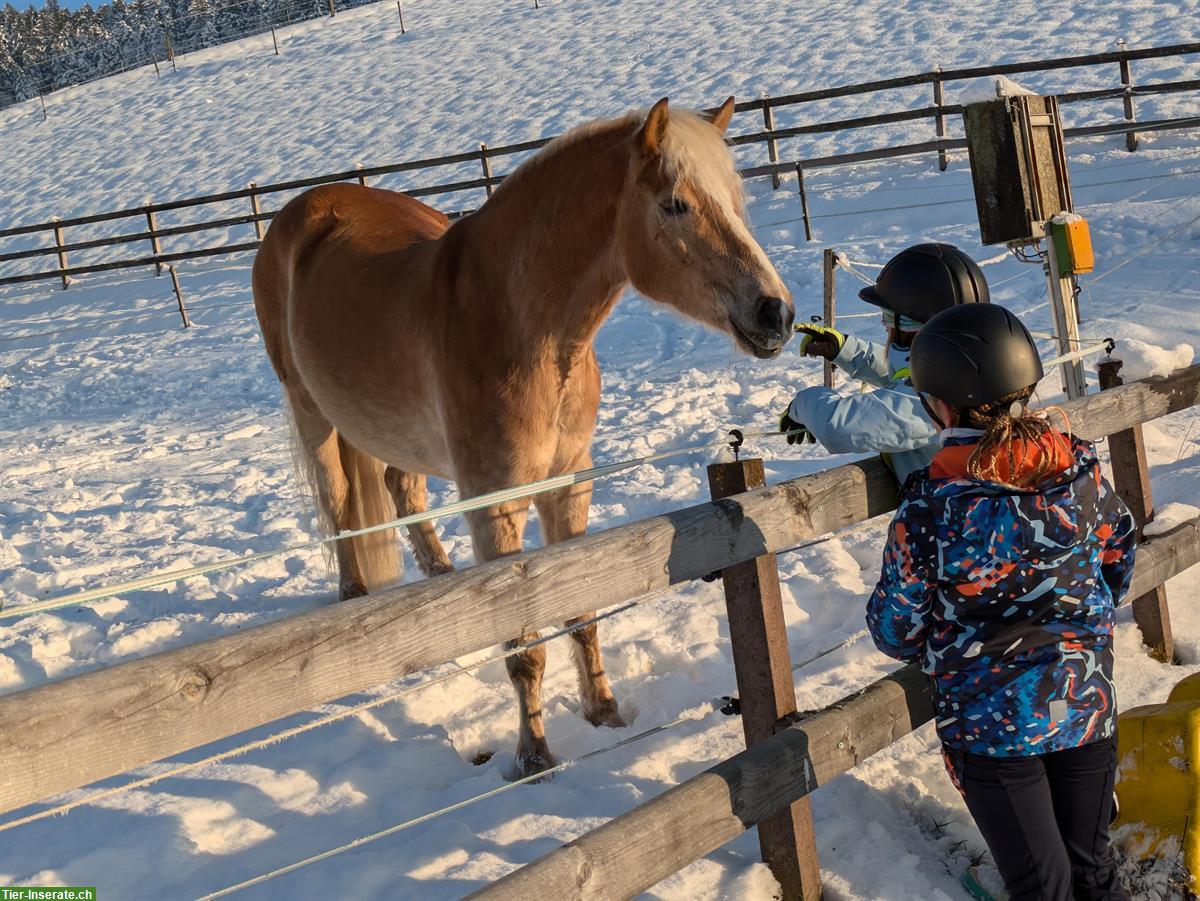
490;106;745;220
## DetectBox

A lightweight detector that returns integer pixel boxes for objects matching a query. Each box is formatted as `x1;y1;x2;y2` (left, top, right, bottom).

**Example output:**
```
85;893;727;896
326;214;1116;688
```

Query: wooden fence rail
1;43;1197;291
471;516;1200;901
0;363;1196;818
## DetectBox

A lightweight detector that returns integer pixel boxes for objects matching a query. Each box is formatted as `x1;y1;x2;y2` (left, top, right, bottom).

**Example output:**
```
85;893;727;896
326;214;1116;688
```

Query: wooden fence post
153;58;160;78
763;96;781;189
165;32;176;72
1118;40;1139;152
271;27;279;55
397;0;405;32
933;66;948;171
51;218;69;290
145;204;163;276
706;458;822;901
38;93;47;121
168;265;191;328
795;163;813;242
248;182;265;241
822;248;837;389
1097;358;1174;662
356;164;368;186
327;0;335;16
480;143;494;197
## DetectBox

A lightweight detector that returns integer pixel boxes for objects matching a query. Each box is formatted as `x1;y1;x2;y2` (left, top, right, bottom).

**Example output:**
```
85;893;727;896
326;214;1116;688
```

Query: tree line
1;0;373;107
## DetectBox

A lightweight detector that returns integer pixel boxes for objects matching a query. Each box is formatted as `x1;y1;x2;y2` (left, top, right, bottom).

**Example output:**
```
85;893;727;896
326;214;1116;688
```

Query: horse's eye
661;198;690;216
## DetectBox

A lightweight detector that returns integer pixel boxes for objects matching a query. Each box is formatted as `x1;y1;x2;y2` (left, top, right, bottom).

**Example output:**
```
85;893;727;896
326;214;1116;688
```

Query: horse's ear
637;97;670;156
708;96;735;134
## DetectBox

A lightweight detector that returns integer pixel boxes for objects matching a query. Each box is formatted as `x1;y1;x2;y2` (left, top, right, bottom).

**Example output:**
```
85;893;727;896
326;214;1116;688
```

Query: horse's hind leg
383;467;453;577
288;394;368;600
534;479;625;729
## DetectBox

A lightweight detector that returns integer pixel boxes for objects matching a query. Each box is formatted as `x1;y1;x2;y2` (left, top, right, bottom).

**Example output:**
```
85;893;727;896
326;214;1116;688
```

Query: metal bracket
727;428;744;462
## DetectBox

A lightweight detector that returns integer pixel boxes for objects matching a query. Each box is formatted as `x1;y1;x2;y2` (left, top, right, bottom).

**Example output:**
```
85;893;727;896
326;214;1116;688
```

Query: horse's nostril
756;297;792;335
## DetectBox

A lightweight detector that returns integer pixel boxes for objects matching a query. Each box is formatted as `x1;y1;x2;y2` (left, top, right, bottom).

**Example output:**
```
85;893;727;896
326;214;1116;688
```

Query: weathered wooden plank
0;461;898;815
0;365;1195;816
472;517;1200;901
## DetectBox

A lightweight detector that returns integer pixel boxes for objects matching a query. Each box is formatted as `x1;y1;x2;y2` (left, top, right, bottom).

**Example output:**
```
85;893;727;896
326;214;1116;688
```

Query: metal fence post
1118;40;1139;152
934;66;949;171
169;265;191;328
795;164;813;242
1097;358;1174;662
248;182;265;241
145;203;163;275
707;458;822;901
763;96;781;189
822;248;837;388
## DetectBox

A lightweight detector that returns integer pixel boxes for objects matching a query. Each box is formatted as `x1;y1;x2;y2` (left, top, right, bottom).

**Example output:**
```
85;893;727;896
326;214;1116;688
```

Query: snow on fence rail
0;362;1197;828
1;41;1198;292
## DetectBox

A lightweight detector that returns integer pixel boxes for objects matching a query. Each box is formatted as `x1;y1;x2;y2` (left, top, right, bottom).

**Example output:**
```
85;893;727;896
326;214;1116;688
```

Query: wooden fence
1;41;1198;293
1;356;1197;901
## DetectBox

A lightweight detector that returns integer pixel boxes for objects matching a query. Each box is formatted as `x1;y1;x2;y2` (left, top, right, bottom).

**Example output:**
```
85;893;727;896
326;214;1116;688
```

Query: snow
1145;503;1200;537
956;75;1038;104
0;0;1198;899
1103;338;1196;382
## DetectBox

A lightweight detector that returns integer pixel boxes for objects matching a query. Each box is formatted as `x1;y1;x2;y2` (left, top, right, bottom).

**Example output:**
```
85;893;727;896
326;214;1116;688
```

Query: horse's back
252;183;448;382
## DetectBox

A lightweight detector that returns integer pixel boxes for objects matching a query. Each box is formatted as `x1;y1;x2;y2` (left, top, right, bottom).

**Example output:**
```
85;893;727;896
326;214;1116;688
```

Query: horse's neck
462;128;631;359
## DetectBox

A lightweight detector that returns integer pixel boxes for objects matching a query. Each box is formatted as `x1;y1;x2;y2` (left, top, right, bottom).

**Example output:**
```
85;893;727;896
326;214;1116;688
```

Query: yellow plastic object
1114;682;1200;887
1048;216;1095;276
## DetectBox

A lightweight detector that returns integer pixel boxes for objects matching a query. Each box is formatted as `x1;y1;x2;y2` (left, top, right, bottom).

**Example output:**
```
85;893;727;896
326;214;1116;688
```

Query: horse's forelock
658;108;746;221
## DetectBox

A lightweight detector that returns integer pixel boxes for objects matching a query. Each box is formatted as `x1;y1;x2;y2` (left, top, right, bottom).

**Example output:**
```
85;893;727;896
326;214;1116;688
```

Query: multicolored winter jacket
866;430;1137;756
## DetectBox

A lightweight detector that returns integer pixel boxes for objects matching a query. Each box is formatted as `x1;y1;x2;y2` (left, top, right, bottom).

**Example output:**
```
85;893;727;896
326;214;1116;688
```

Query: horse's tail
285;401;402;595
334;435;402;592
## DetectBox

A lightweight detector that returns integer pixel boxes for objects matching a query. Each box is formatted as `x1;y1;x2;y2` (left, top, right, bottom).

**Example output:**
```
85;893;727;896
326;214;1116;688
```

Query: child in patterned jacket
866;303;1136;901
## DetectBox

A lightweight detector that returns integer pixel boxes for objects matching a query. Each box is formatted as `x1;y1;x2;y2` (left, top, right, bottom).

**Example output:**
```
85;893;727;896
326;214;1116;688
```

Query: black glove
779;410;816;445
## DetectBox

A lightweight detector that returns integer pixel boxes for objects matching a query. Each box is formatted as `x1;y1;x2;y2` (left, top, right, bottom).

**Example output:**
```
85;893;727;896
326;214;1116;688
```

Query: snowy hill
1;0;1199;898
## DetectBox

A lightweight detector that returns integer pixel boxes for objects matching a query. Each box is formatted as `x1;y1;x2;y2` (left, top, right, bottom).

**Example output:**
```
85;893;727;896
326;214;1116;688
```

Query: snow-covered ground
1;1;1199;898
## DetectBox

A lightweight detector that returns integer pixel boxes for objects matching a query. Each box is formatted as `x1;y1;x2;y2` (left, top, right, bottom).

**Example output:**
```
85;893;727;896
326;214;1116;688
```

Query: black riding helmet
910;304;1044;410
859;243;990;323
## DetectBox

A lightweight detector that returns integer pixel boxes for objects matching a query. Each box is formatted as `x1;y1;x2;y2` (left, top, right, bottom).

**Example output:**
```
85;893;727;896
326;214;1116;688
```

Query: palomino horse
252;97;793;777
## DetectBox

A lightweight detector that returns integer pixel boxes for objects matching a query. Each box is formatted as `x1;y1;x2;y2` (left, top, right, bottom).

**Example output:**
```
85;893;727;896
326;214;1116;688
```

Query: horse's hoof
510;746;557;782
338;579;368;601
584;698;627;729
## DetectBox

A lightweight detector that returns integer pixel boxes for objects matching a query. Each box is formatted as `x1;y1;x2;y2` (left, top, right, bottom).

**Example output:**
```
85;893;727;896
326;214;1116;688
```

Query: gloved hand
779;409;816;445
794;323;845;361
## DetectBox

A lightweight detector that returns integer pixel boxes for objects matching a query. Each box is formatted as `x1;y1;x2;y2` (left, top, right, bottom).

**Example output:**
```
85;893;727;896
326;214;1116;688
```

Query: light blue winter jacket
785;334;939;484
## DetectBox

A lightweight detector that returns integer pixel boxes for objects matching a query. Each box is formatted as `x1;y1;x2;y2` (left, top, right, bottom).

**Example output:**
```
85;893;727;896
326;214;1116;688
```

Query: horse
251;96;794;777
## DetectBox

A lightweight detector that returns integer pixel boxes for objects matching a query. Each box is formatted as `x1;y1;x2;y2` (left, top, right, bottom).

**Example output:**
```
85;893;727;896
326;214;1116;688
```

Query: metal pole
763;96;781;189
271;27;279;55
1042;237;1087;399
822;248;837;388
795;164;813;242
934;67;948;171
397;0;405;32
169;265;191;328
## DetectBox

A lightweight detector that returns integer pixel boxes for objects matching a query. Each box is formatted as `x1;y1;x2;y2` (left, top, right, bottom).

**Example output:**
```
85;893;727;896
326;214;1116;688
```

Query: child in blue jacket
867;303;1136;901
781;244;990;484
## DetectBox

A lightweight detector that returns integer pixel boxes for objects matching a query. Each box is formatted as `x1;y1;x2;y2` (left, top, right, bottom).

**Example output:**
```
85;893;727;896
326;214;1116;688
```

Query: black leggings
944;736;1129;901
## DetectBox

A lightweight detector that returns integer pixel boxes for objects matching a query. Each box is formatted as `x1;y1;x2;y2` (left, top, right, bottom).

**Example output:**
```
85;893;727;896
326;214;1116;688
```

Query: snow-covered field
1;1;1199;898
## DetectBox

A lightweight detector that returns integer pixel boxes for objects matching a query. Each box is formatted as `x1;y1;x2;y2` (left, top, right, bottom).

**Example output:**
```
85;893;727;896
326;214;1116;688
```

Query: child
780;243;990;484
867;302;1136;901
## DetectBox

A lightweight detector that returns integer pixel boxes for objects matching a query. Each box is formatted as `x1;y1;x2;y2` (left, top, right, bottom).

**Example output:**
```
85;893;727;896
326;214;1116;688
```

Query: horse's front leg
534;468;625;730
463;500;555;778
